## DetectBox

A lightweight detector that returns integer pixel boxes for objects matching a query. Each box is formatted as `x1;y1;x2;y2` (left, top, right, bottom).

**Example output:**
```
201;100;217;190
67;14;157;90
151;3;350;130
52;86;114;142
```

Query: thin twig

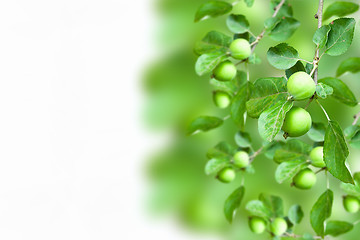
249;146;264;162
352;112;360;125
315;167;327;174
313;0;324;84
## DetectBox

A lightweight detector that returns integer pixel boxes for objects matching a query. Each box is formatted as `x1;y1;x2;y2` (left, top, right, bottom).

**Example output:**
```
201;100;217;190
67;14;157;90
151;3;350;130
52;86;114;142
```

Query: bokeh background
143;0;360;239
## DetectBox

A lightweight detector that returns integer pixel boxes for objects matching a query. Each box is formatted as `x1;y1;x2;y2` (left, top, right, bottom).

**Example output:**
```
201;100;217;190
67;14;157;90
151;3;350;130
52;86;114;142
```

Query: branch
353;112;360;125
313;0;324;84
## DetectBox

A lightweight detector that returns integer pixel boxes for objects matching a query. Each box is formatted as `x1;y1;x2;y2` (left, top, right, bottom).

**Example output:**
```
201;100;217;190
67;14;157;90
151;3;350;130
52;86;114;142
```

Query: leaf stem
316;99;330;121
313;0;324;84
315;167;327;174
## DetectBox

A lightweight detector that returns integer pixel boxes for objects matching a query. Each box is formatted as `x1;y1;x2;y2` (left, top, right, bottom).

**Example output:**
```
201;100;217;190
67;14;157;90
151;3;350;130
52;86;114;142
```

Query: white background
0;0;219;239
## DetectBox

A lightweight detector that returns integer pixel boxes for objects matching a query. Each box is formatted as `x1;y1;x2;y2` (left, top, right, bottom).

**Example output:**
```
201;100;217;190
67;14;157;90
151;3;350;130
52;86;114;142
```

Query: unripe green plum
343;195;360;213
217;167;236;183
230;38;251;60
249;216;266;234
213;91;231;109
292;168;316;190
270;218;287;236
233;151;249;168
213;61;237;81
287;72;316;100
310;146;325;168
282;107;312;137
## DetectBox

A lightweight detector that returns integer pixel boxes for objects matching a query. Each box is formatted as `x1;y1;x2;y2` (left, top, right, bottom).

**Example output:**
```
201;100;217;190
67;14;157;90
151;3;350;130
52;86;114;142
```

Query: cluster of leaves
189;0;360;239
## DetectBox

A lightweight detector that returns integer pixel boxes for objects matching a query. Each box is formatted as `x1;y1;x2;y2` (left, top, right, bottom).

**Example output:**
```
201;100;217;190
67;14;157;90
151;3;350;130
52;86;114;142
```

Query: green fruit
343;195;360;213
217;167;236;183
213;91;231;108
282;107;312;137
249;217;266;234
213;61;237;81
270;218;287;236
292;168;316;189
230;38;251;60
310;146;325;168
233;151;250;168
287;72;316;100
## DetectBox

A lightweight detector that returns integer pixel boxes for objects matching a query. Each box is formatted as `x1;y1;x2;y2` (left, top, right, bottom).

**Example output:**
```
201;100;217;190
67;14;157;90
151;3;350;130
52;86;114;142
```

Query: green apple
287;72;316;100
213;61;237;81
310;146;325;168
233;151;250;168
217;167;236;183
249;216;266;234
213;91;231;108
343;195;360;213
282;107;312;137
292;168;316;190
270;218;287;236
230;38;251;60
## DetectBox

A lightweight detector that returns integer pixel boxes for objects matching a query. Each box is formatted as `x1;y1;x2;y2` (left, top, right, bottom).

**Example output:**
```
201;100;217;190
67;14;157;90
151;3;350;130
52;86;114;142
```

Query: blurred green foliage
144;0;360;239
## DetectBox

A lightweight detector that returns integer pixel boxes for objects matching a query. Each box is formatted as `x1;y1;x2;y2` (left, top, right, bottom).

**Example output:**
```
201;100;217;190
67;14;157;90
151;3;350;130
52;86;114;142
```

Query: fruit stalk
313;0;324;84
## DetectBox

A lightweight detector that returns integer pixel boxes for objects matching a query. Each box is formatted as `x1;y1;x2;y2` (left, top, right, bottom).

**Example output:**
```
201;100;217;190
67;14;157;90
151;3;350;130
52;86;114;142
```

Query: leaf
224;186;245;223
305;63;314;74
195;31;232;55
205;157;230;175
246;77;288;118
268;17;300;41
246;200;272;218
275;159;309;184
194;1;233;22
285;61;305;79
307;122;326;142
235;131;252;148
288;204;304;224
248;54;262;65
318;77;357;106
259;194;284;217
210;70;247;94
336;57;360;77
267;43;299;70
231;83;249;128
244;0;254;7
344;125;360;140
264;17;282;32
315;82;333;99
349;131;360;149
310;189;333;237
207;141;237;159
324;2;359;20
325;18;356;56
258;100;293;142
302;233;315;240
324;121;354;184
313;25;331;49
195;50;228;76
187;116;223;135
325;221;353;237
263;141;285;159
226;14;250;33
273;139;312;163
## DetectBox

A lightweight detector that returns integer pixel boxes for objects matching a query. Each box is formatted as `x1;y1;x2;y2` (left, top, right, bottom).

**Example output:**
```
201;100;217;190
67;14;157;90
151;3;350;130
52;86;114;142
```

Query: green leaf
344;125;360;140
302;233;314;240
336;57;360;77
226;14;250;33
207;141;237;159
349;131;360;149
288;204;304;225
258;100;293;142
231;83;249;128
324;2;359;20
274;139;312;164
315;82;333;99
275;159;309;184
313;25;331;49
195;50;228;76
246;77;288;118
205;157;230;175
307;122;326;142
267;43;299;70
310;189;333;237
264;17;282;32
248;54;262;65
194;1;233;22
224;186;245;223
246;200;272;218
325;221;353;237
195;31;232;55
285;61;305;79
268;17;300;41
235;131;252;148
259;194;284;217
324;121;354;184
187;116;223;135
210;70;247;94
325;18;356;56
270;0;293;17
305;63;314;74
318;77;357;106
244;0;254;7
